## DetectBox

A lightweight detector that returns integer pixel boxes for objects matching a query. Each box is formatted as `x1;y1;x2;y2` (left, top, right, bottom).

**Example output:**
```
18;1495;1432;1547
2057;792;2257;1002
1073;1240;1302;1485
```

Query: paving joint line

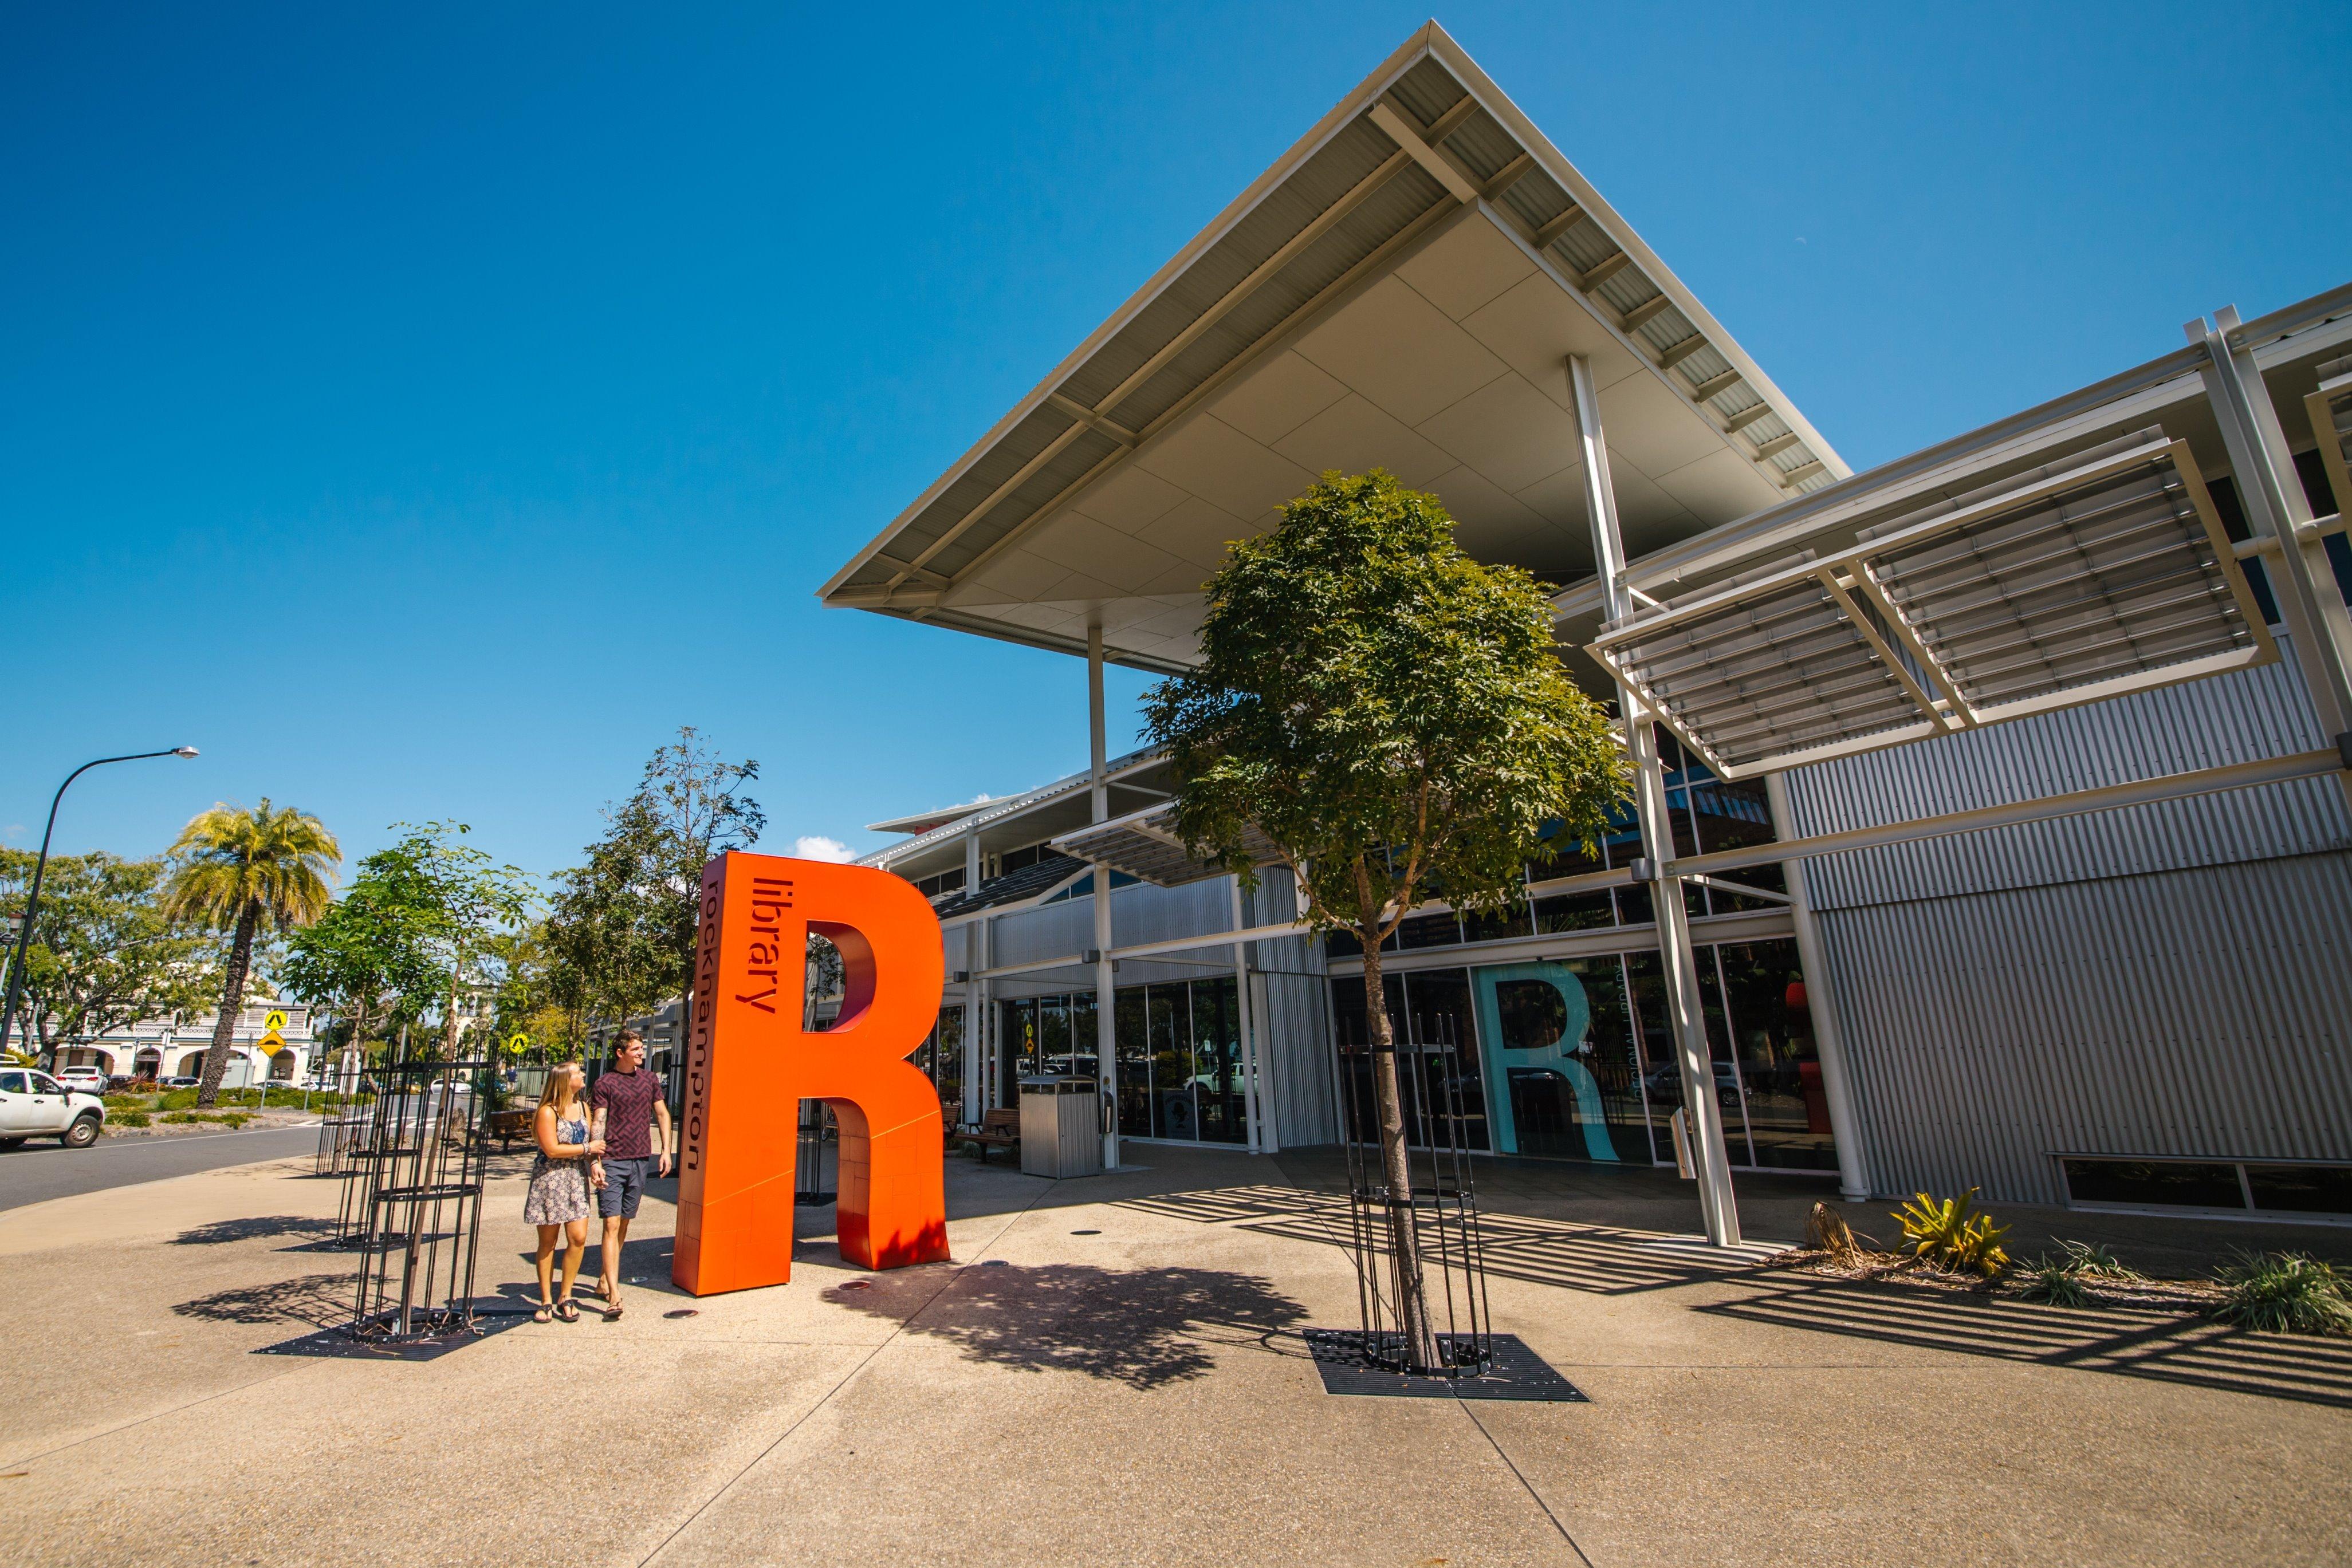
634;1179;1061;1567
0;1356;320;1471
1274;1163;1596;1565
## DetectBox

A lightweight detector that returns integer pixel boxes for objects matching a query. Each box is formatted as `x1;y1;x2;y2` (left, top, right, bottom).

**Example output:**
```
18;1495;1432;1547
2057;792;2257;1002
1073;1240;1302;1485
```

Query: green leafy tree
386;822;533;1058
545;727;762;1042
0;850;214;1062
163;801;341;1108
280;838;450;1077
1144;471;1626;1367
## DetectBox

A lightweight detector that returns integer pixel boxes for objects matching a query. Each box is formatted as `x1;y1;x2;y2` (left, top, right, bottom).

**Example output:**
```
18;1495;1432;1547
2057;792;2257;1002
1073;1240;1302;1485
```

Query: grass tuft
2212;1251;2352;1337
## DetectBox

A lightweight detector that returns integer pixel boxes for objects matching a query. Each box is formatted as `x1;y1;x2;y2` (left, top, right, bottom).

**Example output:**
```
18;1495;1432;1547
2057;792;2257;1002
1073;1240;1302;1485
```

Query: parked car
160;1075;200;1089
53;1066;109;1096
0;1069;107;1149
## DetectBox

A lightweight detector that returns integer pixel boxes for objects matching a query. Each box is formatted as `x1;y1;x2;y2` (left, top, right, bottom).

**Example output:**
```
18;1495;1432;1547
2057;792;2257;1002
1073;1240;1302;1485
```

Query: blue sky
5;2;2346;884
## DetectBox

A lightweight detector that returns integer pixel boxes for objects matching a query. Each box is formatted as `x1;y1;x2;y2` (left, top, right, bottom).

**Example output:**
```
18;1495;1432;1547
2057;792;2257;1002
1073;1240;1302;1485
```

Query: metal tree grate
1325;1011;1496;1378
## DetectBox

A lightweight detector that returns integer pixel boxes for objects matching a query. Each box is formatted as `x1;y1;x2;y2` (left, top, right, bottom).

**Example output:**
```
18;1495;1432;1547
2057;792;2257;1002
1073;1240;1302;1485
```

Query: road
0;1124;322;1214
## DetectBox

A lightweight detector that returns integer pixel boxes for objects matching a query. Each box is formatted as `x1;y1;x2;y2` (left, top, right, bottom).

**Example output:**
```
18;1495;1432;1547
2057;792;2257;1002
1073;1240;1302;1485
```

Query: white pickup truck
0;1068;107;1149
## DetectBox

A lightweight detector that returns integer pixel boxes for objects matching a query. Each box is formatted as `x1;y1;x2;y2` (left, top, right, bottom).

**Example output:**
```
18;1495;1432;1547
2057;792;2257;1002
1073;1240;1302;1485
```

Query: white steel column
1088;621;1120;1169
1764;773;1869;1200
1230;875;1262;1153
961;830;982;1126
982;916;1002;1110
2192;309;2352;811
1568;352;1741;1247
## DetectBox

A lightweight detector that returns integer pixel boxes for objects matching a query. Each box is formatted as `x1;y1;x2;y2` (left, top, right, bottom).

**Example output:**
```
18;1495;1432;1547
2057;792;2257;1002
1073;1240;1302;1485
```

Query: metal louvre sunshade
1590;428;2277;778
1052;806;1282;888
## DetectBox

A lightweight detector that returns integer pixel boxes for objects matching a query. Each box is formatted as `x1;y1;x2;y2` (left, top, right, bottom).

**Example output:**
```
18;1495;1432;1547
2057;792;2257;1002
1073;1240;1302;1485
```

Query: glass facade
916;1005;963;1114
1330;938;1836;1175
1325;727;1788;960
1001;978;1248;1145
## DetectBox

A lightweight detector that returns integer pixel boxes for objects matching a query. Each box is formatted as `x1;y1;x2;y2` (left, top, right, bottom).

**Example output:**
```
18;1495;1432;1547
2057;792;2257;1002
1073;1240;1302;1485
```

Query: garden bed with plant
93;1086;346;1139
1760;1191;2351;1336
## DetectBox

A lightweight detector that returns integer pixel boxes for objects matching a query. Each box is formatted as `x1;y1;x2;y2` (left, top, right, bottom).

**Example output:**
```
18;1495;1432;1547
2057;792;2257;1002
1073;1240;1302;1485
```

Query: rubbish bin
1018;1074;1103;1179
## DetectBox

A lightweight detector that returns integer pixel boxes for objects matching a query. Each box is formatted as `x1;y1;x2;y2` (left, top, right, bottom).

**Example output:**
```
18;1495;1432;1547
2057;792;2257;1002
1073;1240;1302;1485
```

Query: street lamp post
0;747;199;1059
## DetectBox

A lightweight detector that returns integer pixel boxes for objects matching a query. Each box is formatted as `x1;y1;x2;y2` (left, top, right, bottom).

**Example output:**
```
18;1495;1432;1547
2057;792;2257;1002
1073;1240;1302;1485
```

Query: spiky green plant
2055;1239;2142;1281
1892;1188;2012;1277
2212;1251;2352;1336
2015;1255;2091;1307
2015;1239;2145;1306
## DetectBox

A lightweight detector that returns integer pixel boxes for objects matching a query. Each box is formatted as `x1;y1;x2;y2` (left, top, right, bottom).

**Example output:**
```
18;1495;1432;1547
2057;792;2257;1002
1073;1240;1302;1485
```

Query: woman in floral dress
524;1059;605;1322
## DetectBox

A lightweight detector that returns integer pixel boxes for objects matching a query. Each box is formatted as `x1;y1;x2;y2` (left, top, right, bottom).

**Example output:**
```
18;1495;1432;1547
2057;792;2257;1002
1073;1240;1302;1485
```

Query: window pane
2062;1159;2246;1211
2245;1164;2352;1216
1711;940;1836;1172
1397;911;1463;950
1149;985;1196;1140
1400;969;1488;1153
1492;956;1650;1164
1462;904;1532;943
1193;978;1245;1144
1115;987;1151;1138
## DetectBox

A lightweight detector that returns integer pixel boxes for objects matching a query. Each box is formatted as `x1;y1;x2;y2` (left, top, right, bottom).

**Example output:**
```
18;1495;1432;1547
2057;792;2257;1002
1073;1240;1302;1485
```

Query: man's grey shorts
598;1157;649;1219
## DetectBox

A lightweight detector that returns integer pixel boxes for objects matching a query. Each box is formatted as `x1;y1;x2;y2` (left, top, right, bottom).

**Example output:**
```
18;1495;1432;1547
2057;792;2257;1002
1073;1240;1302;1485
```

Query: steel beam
1089;623;1120;1171
2192;309;2352;811
1571;351;1743;1247
1231;876;1263;1154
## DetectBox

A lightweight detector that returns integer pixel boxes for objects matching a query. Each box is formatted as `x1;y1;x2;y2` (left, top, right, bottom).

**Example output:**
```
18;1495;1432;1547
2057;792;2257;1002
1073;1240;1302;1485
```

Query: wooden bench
964;1108;1020;1165
487;1108;535;1152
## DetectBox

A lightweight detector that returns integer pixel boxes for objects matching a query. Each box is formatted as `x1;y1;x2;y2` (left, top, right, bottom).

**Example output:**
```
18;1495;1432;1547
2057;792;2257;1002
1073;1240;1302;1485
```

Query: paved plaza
3;1145;2347;1567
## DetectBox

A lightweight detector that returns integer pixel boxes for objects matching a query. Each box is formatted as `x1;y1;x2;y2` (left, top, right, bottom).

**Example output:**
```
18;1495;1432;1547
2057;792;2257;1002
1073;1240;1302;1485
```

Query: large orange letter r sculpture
672;852;950;1295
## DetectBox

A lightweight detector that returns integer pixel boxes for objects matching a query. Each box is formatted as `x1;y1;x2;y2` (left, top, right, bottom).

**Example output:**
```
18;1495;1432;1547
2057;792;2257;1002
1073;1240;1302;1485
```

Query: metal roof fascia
845;601;1195;675
816;24;1446;604
1422;22;1850;483
856;746;1170;868
2232;278;2352;360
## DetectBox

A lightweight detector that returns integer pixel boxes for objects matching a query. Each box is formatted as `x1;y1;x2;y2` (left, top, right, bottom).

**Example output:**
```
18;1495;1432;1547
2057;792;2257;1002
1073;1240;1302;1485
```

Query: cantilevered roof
821;22;1847;673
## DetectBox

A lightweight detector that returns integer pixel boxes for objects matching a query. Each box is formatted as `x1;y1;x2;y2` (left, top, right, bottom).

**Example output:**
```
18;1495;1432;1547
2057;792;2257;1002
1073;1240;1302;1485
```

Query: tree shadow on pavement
824;1262;1309;1390
170;1215;340;1246
1119;1183;1748;1297
172;1272;353;1329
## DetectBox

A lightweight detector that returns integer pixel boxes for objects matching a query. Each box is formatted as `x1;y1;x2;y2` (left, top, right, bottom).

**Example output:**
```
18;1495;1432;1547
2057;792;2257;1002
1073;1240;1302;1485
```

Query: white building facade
51;999;319;1086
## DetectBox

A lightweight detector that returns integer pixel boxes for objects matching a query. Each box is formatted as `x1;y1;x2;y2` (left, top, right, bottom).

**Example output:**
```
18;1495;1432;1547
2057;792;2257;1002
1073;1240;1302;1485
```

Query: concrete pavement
2;1144;2347;1566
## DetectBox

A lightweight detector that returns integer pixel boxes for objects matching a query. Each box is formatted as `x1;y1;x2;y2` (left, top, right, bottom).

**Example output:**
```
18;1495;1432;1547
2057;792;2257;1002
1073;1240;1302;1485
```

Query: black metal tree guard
1323;1011;1497;1378
346;1049;491;1342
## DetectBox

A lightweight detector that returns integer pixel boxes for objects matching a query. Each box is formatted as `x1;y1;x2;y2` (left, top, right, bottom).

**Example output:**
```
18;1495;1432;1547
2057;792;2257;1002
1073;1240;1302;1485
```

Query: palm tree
164;801;339;1108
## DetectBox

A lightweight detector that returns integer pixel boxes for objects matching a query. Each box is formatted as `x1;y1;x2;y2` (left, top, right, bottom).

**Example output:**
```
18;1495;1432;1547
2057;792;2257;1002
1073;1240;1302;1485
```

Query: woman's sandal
604;1295;624;1321
554;1298;580;1323
533;1303;552;1324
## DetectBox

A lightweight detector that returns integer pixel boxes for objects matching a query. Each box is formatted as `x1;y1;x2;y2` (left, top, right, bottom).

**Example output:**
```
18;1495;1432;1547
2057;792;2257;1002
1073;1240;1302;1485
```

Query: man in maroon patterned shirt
588;1028;672;1318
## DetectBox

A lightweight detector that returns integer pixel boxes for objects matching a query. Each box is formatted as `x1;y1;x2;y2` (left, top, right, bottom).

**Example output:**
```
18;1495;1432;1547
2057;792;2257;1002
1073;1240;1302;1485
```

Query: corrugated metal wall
1783;636;2352;1203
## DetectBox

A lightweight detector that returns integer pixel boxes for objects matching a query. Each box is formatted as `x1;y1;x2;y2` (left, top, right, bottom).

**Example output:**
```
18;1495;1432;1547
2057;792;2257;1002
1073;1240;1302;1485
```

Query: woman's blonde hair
537;1058;585;1119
